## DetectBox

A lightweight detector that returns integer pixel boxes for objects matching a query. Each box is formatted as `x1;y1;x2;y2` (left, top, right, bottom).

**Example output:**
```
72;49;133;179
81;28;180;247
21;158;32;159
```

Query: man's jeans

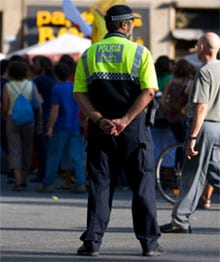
43;130;85;187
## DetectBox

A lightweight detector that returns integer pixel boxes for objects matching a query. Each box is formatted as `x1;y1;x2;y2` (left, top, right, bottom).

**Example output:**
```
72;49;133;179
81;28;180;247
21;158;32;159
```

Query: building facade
0;0;219;61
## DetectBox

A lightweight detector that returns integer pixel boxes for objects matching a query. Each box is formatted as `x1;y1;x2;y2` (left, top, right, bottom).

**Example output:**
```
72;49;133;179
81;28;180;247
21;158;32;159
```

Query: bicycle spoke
155;143;184;204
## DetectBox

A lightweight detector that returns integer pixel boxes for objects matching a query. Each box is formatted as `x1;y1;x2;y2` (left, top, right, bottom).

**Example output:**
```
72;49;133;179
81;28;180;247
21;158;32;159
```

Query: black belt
204;120;220;123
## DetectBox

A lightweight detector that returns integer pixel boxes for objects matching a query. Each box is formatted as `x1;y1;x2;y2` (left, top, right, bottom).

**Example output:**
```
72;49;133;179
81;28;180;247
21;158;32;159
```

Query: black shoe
77;244;99;257
143;245;165;257
160;223;192;233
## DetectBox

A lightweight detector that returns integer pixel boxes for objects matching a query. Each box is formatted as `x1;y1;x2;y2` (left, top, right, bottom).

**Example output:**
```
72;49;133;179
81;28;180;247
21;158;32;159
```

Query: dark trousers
169;120;186;167
33;131;48;179
80;113;161;252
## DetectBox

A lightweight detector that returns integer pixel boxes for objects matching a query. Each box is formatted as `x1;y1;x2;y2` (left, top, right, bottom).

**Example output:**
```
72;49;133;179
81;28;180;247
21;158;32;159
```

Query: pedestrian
2;60;42;191
151;55;175;167
0;59;10;178
36;62;86;193
59;54;76;82
154;55;173;93
159;59;194;167
160;32;220;233
58;54;87;189
74;4;164;257
30;55;56;182
160;58;194;143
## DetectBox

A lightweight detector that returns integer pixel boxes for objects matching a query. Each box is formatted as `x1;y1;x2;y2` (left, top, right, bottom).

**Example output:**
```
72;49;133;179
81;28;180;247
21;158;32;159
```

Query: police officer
74;5;164;257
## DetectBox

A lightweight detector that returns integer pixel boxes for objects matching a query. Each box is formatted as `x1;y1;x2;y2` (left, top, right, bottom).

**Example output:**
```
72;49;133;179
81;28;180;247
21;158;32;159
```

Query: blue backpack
9;82;34;125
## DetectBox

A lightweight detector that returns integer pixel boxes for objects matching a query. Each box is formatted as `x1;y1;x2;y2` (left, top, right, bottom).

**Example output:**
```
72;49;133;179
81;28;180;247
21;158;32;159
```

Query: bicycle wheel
155;143;184;204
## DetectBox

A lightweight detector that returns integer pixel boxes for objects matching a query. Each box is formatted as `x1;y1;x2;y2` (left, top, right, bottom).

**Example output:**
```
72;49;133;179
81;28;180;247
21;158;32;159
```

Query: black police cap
105;5;141;22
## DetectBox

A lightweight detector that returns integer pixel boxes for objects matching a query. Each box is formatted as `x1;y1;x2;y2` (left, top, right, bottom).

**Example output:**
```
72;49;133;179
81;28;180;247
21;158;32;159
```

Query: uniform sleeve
74;57;88;93
138;48;159;91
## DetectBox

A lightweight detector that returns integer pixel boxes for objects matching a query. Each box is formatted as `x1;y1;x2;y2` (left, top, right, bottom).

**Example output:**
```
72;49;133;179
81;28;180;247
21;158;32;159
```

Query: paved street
1;173;220;262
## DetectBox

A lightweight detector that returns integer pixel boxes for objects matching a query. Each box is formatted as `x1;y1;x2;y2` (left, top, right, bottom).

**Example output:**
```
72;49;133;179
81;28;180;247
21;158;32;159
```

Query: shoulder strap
184;79;190;91
7;81;28;95
7;82;20;95
21;81;29;93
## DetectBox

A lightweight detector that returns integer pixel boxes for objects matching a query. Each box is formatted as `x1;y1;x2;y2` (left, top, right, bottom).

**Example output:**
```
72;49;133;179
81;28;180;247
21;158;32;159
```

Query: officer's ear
120;20;128;30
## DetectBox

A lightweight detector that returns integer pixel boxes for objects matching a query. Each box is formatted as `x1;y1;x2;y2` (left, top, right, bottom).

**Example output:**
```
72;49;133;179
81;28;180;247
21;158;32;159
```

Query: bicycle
155;143;184;204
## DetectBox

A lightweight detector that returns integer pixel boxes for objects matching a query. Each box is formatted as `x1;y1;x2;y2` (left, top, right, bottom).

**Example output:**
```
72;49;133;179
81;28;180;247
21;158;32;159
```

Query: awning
171;29;205;41
7;33;91;58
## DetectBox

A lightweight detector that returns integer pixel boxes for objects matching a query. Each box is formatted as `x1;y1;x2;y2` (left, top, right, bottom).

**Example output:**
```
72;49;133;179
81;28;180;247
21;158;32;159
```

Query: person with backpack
160;58;195;144
159;59;194;168
2;60;42;191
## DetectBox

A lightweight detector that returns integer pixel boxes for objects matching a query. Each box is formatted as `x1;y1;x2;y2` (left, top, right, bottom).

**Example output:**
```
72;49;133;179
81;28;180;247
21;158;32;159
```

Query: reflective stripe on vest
82;45;144;85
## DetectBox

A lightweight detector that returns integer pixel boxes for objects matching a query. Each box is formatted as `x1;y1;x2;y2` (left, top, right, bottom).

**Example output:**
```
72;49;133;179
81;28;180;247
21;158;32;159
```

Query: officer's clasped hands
111;118;129;136
99;118;117;135
99;117;129;136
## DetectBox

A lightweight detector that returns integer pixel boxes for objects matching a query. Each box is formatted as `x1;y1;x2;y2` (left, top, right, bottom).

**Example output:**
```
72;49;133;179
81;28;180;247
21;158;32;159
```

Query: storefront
0;0;219;60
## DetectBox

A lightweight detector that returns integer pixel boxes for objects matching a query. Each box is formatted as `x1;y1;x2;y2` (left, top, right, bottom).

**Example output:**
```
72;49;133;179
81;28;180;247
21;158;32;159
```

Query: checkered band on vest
88;72;139;85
